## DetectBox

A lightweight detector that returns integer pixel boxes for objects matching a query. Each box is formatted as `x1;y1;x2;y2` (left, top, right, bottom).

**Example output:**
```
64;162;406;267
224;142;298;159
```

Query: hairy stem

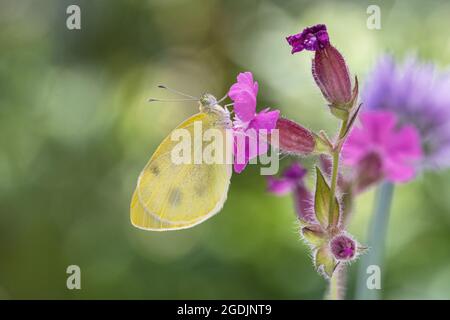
328;120;346;227
328;151;340;225
325;119;348;300
355;181;394;299
326;264;346;300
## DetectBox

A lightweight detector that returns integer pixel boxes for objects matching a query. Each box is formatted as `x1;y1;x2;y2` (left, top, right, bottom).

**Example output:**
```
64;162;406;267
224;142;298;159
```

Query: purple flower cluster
363;55;450;170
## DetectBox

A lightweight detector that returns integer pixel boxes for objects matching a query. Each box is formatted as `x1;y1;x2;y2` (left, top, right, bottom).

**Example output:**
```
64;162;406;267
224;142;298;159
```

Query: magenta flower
343;111;422;183
267;163;315;223
286;24;330;53
229;72;280;173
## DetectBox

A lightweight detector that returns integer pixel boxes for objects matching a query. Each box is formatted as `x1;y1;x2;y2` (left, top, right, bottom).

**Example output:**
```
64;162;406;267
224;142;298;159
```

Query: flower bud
286;24;356;118
312;45;352;108
330;234;356;261
293;184;315;223
274;117;316;155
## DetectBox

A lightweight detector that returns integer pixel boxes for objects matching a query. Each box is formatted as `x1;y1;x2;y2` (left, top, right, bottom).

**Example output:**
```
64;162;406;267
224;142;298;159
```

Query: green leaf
314;167;340;228
341;102;362;139
314;244;338;279
301;225;326;248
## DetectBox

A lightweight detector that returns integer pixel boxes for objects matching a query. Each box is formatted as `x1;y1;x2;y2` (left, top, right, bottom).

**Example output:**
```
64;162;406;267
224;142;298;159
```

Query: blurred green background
1;0;450;299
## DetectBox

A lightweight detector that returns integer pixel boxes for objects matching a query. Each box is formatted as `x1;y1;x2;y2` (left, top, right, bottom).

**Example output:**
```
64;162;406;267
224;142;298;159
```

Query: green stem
327;273;340;299
326;264;346;300
328;120;347;227
355;181;394;300
325;120;348;300
328;151;340;225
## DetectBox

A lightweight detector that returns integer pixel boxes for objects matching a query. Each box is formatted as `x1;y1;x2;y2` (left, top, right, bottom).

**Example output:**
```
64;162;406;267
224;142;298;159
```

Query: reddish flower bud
293;184;315;223
274;117;316;155
312;45;352;107
287;24;356;115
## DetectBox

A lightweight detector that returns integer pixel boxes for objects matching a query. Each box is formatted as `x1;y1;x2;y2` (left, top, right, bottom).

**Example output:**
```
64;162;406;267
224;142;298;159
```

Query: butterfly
130;91;233;231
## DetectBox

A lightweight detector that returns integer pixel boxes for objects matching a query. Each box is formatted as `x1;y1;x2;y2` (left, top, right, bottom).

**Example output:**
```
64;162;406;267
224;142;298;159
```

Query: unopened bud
330;234;356;261
274;118;316;155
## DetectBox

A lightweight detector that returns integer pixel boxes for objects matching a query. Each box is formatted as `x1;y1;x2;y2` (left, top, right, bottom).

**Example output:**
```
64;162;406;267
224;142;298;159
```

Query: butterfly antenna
157;85;199;100
147;98;198;103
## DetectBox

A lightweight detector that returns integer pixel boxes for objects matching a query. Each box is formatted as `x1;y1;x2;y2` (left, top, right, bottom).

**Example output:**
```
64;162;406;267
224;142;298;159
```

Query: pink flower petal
244;129;263;160
249;109;280;131
267;177;295;195
267;163;308;196
387;125;422;160
228;72;258;122
343;127;371;165
233;130;250;173
360;111;396;144
233;161;248;173
343;110;423;185
237;72;259;94
283;163;307;180
384;158;416;182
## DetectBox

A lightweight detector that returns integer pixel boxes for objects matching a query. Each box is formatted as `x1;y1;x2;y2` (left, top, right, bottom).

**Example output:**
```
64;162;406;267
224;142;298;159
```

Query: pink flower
267;163;307;195
267;163;315;223
228;72;280;173
343;111;422;183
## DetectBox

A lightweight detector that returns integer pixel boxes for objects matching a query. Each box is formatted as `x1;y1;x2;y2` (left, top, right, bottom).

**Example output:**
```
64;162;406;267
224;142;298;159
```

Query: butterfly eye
200;93;218;107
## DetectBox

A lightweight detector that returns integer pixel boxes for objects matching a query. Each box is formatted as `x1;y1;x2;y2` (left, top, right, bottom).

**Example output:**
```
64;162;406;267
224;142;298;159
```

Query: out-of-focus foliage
0;0;449;299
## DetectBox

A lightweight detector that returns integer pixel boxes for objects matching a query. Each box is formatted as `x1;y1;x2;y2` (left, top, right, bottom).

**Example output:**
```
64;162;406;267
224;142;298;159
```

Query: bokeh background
1;0;450;299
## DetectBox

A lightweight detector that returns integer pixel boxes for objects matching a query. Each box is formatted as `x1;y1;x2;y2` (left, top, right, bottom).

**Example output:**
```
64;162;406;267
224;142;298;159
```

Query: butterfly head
199;93;218;109
199;93;231;126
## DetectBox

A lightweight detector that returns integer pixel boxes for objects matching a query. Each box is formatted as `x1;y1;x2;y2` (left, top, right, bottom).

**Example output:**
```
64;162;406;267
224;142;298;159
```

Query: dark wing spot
169;188;182;206
150;165;160;176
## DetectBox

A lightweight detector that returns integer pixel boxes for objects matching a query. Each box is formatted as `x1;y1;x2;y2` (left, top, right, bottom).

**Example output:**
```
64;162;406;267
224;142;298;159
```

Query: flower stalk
327;119;347;227
355;181;394;299
273;24;427;301
328;151;340;227
326;264;347;300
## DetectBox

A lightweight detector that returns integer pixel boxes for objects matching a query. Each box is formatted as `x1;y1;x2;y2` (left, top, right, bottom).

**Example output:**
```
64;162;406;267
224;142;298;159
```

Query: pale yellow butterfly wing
130;112;232;231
